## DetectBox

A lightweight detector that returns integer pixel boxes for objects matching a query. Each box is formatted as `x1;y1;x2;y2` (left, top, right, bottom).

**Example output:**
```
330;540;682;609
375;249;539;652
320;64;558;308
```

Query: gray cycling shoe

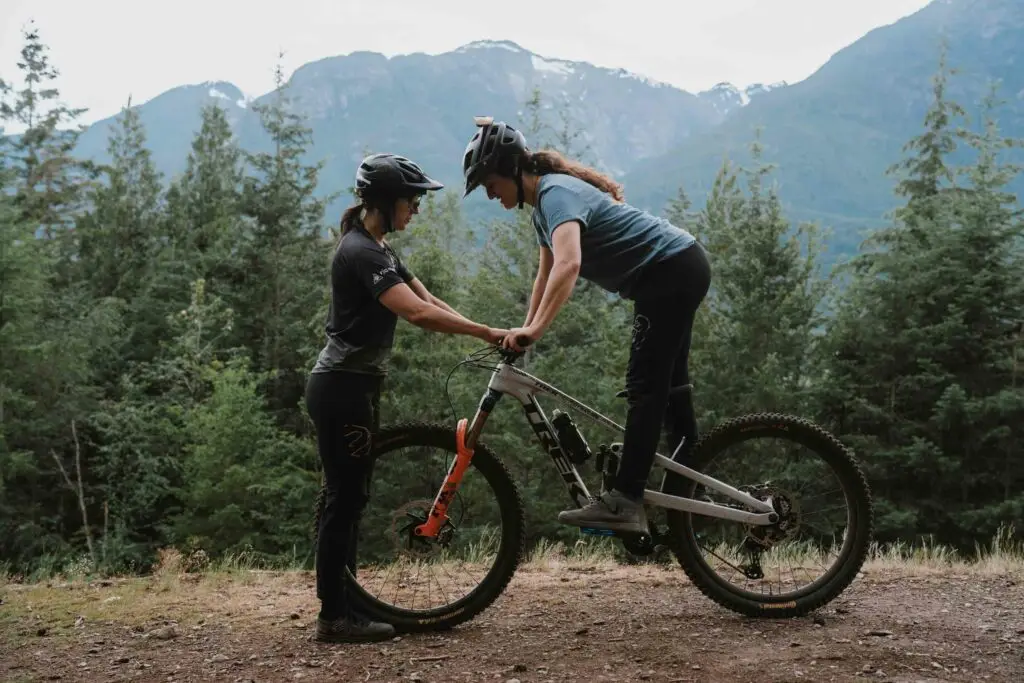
315;612;395;643
558;489;649;535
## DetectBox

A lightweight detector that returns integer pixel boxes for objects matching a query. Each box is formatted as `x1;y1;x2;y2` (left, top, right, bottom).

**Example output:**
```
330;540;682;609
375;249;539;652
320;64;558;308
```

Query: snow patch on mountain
531;54;574;76
456;40;524;54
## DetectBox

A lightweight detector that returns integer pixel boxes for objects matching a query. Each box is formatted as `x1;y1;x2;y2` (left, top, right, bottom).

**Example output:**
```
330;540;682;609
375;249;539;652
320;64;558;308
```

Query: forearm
430;295;468;320
529;261;579;334
523;271;548;326
409;301;488;338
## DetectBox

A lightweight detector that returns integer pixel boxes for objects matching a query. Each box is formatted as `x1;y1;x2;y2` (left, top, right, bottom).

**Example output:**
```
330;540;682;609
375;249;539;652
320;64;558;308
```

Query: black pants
615;243;712;499
305;370;382;620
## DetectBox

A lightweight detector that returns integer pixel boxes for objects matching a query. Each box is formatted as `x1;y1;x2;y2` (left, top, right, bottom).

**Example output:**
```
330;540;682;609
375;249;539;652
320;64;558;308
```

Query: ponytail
339;202;364;236
522;150;625;202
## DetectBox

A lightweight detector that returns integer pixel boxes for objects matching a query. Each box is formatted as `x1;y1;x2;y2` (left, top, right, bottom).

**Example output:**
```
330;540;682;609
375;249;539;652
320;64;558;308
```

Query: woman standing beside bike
307;153;509;643
461;118;712;536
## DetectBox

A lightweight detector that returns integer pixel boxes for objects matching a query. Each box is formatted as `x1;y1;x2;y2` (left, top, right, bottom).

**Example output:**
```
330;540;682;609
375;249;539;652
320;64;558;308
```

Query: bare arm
524;246;554;327
407;277;468;320
525;222;582;336
380;283;504;342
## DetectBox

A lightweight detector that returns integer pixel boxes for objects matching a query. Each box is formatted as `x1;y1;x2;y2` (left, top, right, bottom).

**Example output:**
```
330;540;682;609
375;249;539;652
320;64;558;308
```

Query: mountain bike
313;343;873;633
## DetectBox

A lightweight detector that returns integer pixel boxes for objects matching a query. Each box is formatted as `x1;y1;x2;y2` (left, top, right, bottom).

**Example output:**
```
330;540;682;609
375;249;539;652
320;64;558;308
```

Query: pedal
580;527;616;536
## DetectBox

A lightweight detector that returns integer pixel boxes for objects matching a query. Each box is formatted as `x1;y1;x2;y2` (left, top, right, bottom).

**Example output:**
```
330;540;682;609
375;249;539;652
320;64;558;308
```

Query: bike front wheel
313;422;526;632
661;413;873;618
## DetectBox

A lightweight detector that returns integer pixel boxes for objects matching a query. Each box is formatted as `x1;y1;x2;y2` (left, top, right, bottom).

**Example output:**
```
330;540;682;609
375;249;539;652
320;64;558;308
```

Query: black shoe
315;612;395;643
558;489;650;535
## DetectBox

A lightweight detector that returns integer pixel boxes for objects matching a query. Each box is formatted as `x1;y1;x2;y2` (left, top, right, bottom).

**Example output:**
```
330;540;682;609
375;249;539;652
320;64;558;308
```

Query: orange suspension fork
415;398;493;538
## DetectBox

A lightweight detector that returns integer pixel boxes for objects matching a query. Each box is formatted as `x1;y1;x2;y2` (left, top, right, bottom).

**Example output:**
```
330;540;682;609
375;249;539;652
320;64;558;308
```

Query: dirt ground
2;562;1022;683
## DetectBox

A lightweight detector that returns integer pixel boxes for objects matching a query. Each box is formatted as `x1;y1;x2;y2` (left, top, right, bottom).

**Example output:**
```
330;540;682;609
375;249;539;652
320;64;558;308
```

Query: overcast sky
1;0;932;128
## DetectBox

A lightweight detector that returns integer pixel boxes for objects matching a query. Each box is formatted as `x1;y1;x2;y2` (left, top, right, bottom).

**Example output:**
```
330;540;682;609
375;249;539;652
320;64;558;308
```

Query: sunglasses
404;194;425;210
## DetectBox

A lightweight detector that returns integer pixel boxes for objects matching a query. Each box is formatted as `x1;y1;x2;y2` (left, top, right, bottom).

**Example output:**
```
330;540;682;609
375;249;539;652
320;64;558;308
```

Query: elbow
406;303;433;326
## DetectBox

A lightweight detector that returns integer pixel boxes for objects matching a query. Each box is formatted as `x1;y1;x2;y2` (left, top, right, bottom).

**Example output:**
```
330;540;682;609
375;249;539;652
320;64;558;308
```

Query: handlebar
496;334;532;364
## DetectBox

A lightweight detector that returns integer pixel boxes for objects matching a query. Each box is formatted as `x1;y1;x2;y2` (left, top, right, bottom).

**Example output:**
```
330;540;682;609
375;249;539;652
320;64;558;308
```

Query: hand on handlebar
500;326;538;352
481;327;511;346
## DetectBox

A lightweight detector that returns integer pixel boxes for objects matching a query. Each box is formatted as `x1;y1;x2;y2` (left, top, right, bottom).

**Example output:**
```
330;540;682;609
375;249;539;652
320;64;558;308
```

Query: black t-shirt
311;227;415;375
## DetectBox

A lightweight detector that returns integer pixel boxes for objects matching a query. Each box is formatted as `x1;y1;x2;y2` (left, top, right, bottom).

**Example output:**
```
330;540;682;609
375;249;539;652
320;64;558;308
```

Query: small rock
409;673;423;682
574;627;589;636
512;664;527;673
506;679;521;683
146;625;179;640
875;671;887;678
290;613;300;620
209;653;229;663
36;627;48;637
114;656;130;664
813;614;826;626
692;664;702;670
867;630;893;637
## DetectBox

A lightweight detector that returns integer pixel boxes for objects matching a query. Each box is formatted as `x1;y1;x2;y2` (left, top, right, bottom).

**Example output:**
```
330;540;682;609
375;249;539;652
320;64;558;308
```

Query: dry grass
2;527;1021;650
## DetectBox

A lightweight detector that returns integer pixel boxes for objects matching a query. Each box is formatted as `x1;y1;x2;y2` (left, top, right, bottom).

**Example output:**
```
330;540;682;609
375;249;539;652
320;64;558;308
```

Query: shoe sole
314;631;395;644
558;516;649;536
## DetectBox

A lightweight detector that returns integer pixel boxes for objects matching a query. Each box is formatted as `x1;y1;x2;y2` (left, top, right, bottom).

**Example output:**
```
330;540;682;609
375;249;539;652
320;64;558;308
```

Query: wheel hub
742;485;801;549
390;499;455;559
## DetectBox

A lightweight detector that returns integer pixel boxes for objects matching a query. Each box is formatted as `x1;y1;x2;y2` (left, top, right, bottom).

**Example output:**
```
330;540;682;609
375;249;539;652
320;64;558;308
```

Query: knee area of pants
625;389;667;410
322;489;369;515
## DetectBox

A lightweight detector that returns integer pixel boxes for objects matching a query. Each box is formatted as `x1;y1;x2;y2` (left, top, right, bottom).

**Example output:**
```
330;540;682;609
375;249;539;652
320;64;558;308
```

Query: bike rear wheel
661;413;873;618
312;422;525;632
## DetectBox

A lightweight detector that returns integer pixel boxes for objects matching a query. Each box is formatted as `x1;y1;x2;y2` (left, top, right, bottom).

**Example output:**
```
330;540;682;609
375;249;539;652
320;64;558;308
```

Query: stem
50;419;95;568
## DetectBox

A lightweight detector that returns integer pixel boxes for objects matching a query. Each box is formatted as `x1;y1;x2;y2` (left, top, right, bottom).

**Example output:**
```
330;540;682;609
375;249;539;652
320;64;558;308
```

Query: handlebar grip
515;334;533;348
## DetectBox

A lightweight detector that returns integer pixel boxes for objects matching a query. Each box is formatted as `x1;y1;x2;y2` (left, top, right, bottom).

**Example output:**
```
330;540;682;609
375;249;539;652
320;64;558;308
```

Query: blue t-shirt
531;173;695;298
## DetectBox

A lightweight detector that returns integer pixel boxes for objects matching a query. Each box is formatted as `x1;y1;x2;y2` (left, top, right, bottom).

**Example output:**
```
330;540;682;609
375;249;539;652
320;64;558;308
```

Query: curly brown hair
521;149;624;202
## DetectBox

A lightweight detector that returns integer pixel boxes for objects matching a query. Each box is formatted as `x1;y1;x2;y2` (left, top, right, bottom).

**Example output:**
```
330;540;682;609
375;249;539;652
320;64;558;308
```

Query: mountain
623;0;1024;256
72;39;728;222
64;0;1024;259
697;81;788;118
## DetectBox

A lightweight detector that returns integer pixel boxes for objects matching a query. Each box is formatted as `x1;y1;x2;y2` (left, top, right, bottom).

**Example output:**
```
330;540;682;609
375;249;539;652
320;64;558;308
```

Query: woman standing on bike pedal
307;153;509;644
462;117;711;538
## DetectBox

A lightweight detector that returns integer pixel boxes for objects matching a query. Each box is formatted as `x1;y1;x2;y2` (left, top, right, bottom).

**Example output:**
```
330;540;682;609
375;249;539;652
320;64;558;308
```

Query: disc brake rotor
390;499;456;559
743;485;802;549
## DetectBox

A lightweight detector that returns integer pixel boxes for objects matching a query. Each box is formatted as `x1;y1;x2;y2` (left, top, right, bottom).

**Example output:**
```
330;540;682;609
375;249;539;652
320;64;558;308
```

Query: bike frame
414;358;778;539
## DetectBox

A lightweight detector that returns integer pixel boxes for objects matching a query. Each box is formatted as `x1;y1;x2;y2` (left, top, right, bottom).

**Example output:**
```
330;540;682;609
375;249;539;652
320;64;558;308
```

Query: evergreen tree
684;139;829;428
819;65;1024;548
236;61;334;428
75;99;165;368
0;25;120;572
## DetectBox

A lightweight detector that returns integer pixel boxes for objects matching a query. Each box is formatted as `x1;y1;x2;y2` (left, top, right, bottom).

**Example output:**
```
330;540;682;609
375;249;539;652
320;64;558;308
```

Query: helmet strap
515;159;525;210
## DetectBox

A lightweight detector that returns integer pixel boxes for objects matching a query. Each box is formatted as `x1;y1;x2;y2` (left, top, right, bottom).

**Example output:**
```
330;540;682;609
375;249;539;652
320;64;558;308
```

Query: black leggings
615;243;712;499
305;370;382;620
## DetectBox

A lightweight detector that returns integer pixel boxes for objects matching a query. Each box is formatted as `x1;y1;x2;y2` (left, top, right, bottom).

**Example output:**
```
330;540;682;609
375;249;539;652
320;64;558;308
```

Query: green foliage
818;70;1024;550
683;135;831;428
1;27;1022;576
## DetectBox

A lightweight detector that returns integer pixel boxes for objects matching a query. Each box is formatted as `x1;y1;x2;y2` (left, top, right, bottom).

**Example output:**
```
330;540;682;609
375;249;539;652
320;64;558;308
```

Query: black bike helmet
462;116;529;204
355;153;444;199
353;153;443;234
